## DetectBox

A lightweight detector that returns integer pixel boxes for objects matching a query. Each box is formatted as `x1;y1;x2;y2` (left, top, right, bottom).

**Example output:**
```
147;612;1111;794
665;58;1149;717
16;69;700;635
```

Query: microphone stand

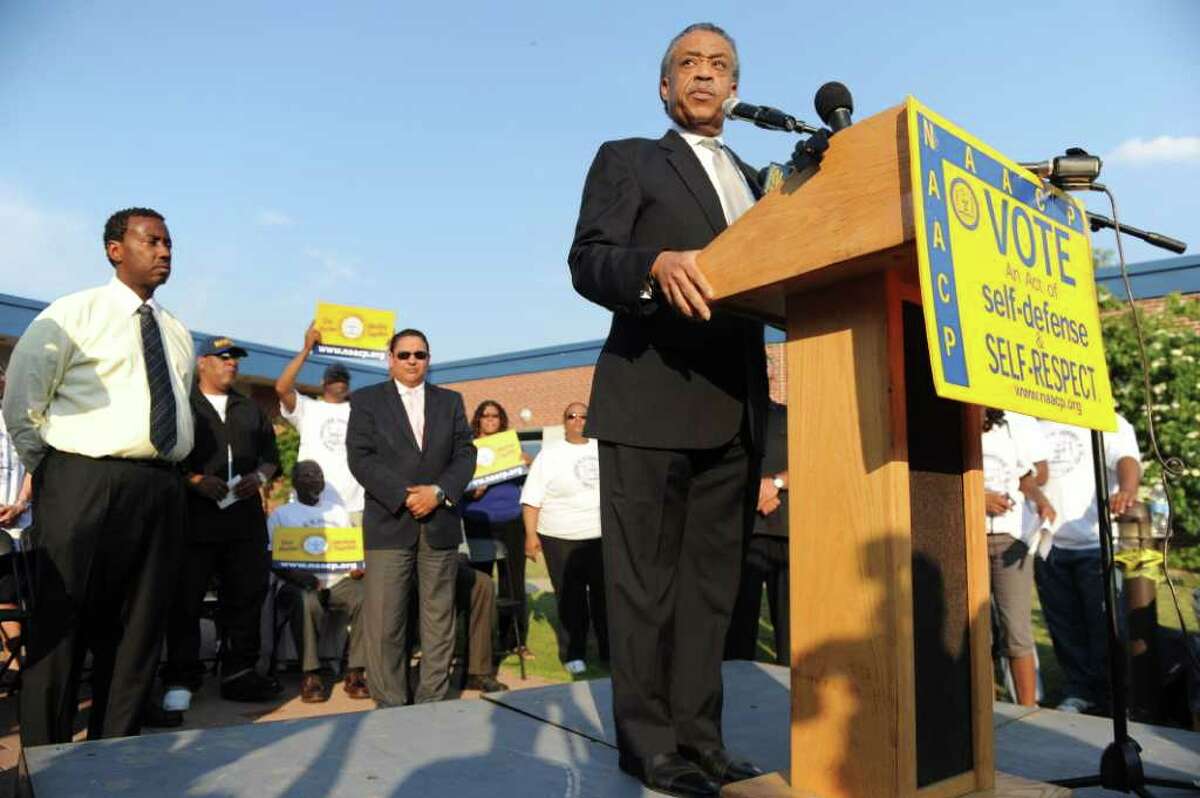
1048;432;1199;797
1048;202;1197;797
1087;213;1187;255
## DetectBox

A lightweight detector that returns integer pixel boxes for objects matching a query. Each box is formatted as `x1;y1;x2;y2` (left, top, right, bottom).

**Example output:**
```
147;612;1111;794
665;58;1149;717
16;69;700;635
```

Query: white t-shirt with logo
267;499;355;589
982;420;1034;540
520;439;601;541
280;394;363;512
1040;416;1141;551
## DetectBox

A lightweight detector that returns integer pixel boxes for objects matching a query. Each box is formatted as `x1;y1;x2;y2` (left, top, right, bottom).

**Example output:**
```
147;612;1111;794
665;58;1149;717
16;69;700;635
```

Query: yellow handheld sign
906;98;1116;431
467;429;528;490
313;302;396;362
272;527;365;572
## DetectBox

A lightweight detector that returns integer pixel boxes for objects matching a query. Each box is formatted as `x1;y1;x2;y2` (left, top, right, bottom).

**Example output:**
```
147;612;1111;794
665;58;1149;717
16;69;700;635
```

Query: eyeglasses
565;413;587;420
392;351;429;361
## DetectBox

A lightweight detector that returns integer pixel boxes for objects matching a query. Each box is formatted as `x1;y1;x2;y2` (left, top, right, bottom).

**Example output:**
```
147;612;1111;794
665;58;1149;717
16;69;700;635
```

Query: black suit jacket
568;129;769;452
346;380;477;550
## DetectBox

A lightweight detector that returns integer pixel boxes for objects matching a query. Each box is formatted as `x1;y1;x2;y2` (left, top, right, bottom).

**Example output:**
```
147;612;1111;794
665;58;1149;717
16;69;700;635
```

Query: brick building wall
440;344;791;433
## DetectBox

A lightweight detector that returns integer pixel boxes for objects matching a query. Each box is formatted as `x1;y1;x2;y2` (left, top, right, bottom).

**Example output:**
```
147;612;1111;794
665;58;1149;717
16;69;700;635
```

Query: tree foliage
1099;286;1200;569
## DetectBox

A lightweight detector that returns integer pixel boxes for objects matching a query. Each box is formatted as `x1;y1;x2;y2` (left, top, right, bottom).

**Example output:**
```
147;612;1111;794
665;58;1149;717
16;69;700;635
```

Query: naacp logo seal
949;177;979;231
302;534;328;556
340;315;364;340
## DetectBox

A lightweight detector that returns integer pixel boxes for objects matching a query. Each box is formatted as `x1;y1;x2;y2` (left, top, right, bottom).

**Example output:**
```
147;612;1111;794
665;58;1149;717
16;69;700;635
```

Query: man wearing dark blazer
568;22;768;798
346;329;476;707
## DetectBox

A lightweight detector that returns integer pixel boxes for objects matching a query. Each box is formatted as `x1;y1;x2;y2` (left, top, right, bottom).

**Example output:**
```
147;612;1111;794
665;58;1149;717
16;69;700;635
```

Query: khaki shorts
988;534;1035;658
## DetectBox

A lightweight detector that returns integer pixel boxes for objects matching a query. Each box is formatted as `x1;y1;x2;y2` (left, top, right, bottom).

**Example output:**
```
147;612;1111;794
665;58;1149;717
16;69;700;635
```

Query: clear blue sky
2;1;1197;361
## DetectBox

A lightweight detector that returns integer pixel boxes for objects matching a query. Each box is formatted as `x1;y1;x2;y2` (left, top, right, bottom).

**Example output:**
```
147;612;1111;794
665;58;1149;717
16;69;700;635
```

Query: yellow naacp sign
467;429;529;490
906;98;1116;431
313;302;396;362
272;527;365;572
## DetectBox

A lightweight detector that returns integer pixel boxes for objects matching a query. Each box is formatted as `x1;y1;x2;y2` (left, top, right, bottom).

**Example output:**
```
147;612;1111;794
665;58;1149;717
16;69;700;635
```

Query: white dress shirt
674;126;756;223
393;380;426;449
1;277;195;472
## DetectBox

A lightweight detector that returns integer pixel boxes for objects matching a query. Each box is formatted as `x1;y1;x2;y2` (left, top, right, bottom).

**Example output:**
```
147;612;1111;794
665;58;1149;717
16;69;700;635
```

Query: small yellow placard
906;97;1116;431
272;527;364;572
467;429;528;490
313;302;396;362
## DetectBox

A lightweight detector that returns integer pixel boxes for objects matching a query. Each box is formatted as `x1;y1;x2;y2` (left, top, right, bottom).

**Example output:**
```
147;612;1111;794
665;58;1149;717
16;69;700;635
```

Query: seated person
268;460;368;703
456;557;509;693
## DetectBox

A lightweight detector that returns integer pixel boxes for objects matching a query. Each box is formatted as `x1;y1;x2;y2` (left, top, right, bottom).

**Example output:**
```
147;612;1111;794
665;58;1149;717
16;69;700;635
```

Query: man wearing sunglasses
163;336;281;707
346;329;476;707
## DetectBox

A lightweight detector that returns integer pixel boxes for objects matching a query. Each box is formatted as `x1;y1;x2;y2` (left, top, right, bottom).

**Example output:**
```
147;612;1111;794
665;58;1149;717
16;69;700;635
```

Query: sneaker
220;669;284;703
565;659;587;675
162;687;193;712
1056;696;1093;714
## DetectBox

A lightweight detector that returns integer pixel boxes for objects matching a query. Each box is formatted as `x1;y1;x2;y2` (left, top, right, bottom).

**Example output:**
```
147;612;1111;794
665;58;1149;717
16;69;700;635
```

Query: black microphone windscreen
814;81;853;124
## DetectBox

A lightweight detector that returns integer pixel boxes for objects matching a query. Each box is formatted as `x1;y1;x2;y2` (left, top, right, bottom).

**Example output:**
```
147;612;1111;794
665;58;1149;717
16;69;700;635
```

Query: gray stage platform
22;661;1200;797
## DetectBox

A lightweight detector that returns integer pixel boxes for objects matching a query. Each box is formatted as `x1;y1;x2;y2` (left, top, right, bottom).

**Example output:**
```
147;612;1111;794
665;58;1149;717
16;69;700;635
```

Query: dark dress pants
599;434;755;771
725;535;789;665
1034;545;1115;706
20;451;184;745
539;535;609;663
164;532;270;684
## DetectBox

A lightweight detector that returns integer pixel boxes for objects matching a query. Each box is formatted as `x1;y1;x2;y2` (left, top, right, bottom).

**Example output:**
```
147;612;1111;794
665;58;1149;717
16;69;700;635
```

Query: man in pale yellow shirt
1;207;194;745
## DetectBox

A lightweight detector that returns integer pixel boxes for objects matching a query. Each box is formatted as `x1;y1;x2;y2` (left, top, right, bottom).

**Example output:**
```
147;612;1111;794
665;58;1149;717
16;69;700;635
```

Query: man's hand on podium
650;250;714;321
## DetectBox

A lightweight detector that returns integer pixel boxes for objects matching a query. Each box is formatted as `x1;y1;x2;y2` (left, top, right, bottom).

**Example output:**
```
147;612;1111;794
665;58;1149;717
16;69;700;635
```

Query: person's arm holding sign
276;322;320;415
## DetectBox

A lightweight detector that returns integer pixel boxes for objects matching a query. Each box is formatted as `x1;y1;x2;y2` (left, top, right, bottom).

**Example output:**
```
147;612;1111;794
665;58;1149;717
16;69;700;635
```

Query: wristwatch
772;475;786;491
434;485;446;504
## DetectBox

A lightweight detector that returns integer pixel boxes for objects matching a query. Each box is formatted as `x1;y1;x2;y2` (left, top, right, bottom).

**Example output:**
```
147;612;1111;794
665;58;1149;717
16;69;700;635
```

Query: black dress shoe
678;746;765;785
636;752;722;797
142;703;184;728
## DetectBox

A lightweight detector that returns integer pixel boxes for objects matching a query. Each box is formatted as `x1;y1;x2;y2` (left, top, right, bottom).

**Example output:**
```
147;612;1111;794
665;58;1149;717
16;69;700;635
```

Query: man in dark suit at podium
568;22;768;798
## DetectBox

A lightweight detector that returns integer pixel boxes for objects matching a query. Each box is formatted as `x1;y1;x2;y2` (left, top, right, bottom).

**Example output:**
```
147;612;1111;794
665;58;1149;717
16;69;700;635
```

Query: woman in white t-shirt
520;403;608;676
982;408;1055;706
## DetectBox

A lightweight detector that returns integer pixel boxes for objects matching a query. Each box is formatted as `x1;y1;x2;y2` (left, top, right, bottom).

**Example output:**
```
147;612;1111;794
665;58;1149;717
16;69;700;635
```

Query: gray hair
659;22;740;82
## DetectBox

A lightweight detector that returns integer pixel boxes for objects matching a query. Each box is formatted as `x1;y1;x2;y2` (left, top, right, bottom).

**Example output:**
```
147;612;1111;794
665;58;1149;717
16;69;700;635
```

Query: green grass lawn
506;557;1199;703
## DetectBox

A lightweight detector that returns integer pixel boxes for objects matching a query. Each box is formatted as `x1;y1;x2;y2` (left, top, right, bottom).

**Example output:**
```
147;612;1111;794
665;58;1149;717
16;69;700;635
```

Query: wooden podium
701;101;1068;798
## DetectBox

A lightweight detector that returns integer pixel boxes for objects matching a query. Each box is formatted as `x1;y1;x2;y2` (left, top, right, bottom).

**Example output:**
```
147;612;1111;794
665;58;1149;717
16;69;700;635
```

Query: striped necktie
138;304;177;457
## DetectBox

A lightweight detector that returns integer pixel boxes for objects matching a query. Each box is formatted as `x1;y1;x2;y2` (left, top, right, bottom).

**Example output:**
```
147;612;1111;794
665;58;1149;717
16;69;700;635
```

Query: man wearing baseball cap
276;324;364;523
163;335;281;706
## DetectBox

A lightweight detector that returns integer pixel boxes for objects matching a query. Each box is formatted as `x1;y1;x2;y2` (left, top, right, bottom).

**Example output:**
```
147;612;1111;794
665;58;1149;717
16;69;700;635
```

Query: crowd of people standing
0;19;1179;798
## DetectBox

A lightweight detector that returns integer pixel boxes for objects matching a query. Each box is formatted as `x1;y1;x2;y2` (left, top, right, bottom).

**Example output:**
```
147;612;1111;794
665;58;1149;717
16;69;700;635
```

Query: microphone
1087;212;1187;254
814;82;853;133
1019;148;1102;190
721;97;819;135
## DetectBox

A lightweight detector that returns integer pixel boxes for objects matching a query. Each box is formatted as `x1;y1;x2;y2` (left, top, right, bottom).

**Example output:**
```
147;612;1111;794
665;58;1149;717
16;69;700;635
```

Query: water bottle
1147;483;1170;538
